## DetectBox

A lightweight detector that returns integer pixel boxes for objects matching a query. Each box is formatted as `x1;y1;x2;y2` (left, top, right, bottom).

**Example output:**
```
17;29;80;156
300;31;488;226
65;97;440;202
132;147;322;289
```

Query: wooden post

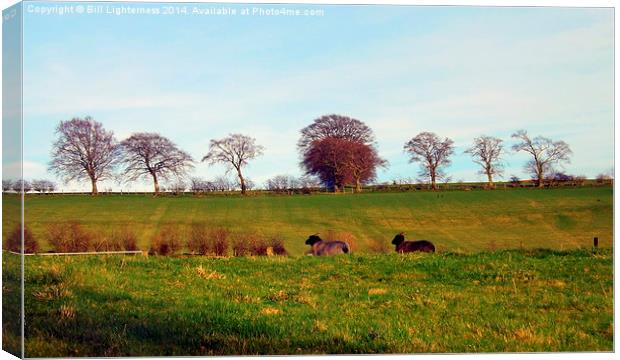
593;237;599;248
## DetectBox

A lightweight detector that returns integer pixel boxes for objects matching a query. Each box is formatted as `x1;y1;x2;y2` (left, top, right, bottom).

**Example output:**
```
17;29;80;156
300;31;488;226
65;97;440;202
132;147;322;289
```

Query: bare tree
202;134;264;195
45;180;57;193
49;117;121;195
120;133;194;195
12;180;31;193
266;175;296;193
298;175;321;189
298;114;375;155
31;180;46;193
168;179;187;195
213;175;234;192
511;130;572;188
465;135;504;188
189;177;210;194
403;132;454;190
2;180;13;192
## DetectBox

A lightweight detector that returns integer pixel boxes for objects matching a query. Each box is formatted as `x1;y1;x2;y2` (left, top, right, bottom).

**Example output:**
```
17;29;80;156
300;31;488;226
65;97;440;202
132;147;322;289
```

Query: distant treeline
8;113;613;196
4;174;612;196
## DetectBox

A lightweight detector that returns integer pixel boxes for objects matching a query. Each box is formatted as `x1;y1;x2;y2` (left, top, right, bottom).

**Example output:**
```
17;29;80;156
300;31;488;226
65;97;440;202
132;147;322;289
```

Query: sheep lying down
305;234;350;256
392;233;435;253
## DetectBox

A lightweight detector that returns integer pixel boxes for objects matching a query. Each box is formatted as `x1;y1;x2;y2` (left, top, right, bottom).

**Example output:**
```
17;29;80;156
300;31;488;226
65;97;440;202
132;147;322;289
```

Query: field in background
2;186;613;255
2;249;612;356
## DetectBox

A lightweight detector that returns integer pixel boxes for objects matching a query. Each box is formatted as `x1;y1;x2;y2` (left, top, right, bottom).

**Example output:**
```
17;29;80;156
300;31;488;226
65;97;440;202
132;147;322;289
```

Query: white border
0;1;616;360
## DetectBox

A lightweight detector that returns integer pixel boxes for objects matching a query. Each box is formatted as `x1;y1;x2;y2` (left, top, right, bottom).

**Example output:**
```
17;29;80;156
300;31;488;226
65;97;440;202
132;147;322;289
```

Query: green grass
2;249;612;356
2;186;613;254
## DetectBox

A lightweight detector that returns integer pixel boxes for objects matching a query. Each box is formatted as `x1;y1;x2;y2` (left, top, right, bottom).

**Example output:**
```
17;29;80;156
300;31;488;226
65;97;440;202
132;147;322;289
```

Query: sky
10;1;615;191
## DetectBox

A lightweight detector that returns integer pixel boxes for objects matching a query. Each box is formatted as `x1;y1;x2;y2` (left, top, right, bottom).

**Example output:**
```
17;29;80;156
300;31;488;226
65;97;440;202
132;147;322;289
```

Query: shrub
210;228;229;256
48;221;93;253
187;223;210;255
249;234;269;256
5;224;39;254
92;233;123;252
114;226;138;251
231;235;251;257
268;236;288;256
150;225;182;256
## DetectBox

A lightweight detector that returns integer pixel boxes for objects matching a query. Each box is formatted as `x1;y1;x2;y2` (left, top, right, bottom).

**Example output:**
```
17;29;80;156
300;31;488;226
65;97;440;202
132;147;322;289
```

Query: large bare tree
465;135;504;188
49;117;121;195
403;132;454;190
511;130;572;188
120;133;194;195
298;114;375;154
201;134;264;195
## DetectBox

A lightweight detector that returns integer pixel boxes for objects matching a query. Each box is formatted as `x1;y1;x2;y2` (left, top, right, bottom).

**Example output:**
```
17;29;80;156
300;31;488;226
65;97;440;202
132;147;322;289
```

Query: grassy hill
2;249;613;356
2;186;613;255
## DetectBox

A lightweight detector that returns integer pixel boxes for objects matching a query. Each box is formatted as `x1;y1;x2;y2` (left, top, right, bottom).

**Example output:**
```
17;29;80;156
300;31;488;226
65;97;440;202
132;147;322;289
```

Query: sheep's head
305;234;322;245
392;233;405;245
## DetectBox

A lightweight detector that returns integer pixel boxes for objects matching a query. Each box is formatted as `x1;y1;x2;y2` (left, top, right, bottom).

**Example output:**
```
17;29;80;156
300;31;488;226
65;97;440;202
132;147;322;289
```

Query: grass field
2;186;613;254
2;248;613;356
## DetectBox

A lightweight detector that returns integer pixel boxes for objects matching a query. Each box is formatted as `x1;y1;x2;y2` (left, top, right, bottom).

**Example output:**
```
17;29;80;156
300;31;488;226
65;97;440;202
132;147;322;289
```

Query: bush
5;224;39;254
249;234;269;256
187;223;210;255
114;226;138;251
48;221;93;253
268;236;288;256
92;233;123;252
150;225;182;256
230;231;288;257
187;225;229;256
210;228;229;256
232;235;251;257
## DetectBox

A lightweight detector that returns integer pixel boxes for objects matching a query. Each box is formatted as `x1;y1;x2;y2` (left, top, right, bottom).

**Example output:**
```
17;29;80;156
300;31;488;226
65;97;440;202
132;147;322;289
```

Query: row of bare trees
405;130;572;190
49;117;263;195
46;115;575;195
2;179;56;193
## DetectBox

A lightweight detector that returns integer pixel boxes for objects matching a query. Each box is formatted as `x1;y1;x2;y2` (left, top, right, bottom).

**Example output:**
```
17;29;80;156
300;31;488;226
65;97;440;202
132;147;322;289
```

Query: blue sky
16;1;614;191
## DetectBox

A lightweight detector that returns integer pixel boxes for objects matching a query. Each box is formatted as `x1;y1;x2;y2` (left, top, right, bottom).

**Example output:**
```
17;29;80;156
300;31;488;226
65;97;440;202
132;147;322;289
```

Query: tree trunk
90;178;98;196
431;173;437;191
537;166;545;188
152;173;160;195
487;172;495;189
237;170;246;195
355;179;362;193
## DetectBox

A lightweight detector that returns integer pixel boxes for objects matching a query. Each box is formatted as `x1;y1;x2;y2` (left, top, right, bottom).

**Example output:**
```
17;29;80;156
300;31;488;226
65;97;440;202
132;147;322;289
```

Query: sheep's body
305;235;350;256
392;233;435;253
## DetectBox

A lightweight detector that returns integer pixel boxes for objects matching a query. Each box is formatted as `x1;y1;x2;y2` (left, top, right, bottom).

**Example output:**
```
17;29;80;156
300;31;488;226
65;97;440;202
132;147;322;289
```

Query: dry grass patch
260;307;282;315
195;265;225;280
368;288;388;295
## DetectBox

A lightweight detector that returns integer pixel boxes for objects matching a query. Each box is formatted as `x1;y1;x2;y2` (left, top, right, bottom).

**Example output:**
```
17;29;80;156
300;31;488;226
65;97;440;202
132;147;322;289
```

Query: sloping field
2;249;613;356
2;186;613;255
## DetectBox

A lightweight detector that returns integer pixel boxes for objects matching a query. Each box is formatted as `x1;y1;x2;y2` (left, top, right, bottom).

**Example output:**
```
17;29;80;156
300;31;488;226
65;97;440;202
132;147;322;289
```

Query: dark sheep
305;234;350;256
392;233;435;253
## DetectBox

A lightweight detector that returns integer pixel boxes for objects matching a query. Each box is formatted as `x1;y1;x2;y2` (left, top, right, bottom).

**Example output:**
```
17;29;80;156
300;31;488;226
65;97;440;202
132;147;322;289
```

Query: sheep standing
305;234;350;256
392;233;435;253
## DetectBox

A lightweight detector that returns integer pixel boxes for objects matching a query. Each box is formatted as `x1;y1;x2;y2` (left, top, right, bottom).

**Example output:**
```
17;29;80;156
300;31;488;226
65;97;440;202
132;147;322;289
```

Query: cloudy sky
15;1;614;191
